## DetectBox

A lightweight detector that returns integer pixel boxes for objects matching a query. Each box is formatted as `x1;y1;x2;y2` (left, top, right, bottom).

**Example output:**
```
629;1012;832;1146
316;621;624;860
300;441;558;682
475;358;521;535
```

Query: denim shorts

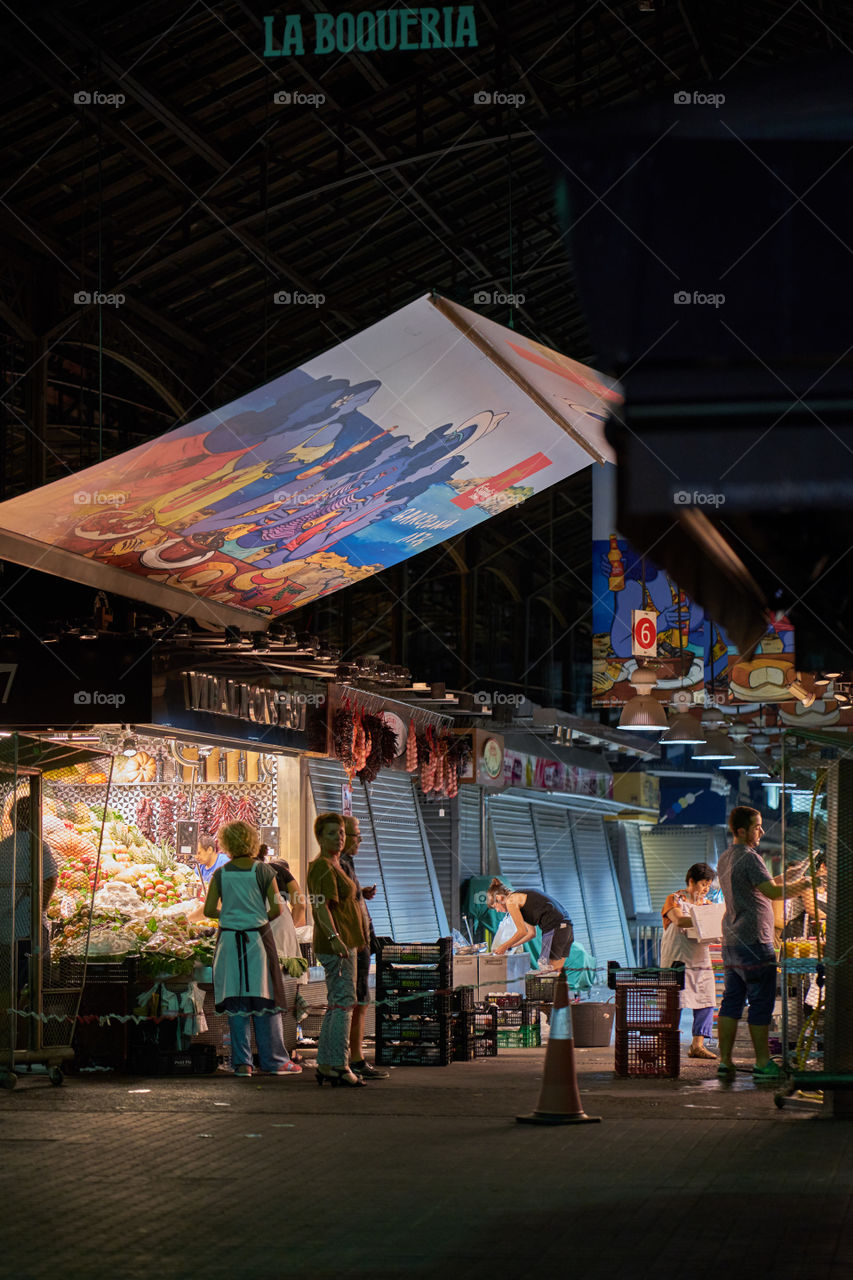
719;943;778;1025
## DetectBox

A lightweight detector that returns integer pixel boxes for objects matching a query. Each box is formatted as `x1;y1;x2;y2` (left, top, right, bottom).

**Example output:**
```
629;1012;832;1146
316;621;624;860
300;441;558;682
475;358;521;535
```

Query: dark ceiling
1;0;850;702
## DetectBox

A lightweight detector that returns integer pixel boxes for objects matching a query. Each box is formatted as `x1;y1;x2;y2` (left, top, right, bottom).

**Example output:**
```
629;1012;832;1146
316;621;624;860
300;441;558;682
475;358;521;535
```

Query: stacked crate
452;1002;498;1060
485;992;542;1048
375;940;454;1066
608;962;684;1078
524;972;558;1022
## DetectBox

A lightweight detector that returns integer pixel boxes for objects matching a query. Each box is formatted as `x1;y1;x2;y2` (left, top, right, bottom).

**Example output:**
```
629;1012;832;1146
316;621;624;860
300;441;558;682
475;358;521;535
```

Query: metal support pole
27;773;43;1054
825;759;853;1117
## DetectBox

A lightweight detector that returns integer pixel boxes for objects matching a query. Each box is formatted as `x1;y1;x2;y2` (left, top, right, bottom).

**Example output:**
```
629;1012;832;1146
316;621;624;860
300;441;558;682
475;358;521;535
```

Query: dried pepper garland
333;705;355;767
379;717;398;767
406;721;418;772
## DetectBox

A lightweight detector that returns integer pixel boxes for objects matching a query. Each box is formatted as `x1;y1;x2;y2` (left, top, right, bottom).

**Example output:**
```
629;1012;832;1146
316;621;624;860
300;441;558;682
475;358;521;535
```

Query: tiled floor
0;1045;849;1280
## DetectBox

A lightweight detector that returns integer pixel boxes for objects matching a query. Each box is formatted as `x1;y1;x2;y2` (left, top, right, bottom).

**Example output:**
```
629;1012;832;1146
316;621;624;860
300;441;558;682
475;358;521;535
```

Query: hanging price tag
631;609;658;657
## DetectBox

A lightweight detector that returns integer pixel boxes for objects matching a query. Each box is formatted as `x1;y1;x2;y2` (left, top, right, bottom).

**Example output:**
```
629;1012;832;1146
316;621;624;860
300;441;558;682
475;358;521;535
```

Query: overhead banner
0;295;620;621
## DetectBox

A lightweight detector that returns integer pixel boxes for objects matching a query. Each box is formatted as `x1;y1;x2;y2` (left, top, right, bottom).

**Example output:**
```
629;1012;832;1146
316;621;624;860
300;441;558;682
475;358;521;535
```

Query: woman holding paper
660;862;718;1060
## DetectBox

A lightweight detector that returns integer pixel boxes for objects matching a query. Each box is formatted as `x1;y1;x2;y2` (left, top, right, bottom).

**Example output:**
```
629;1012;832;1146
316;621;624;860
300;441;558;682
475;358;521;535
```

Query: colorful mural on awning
0;295;621;620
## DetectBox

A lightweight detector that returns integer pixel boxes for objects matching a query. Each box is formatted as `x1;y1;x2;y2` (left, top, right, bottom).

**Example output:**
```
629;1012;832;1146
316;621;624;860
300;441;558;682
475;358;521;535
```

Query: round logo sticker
381;712;407;757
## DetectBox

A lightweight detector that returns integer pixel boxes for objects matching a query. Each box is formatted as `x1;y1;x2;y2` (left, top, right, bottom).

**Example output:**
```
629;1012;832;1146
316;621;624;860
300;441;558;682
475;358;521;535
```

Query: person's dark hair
199;831;216;850
485;877;512;907
257;843;269;862
728;806;760;838
686;862;716;885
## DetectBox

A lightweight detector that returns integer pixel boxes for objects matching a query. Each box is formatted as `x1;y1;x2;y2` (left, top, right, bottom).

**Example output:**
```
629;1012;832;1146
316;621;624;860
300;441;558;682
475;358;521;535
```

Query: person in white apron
204;820;301;1078
660;862;718;1061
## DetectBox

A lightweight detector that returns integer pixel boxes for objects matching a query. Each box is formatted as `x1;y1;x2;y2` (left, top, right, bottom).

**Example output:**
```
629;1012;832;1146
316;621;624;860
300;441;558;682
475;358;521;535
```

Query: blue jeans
227;999;290;1071
317;949;356;1068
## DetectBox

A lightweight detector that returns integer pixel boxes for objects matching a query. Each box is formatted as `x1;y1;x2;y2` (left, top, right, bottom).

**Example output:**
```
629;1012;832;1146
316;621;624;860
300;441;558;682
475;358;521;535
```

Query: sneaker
753;1060;785;1080
350;1059;390;1080
267;1062;302;1076
716;1062;736;1078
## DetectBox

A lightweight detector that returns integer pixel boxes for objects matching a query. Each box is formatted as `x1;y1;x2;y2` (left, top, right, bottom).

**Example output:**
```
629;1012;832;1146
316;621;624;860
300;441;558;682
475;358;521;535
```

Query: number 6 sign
631;610;657;657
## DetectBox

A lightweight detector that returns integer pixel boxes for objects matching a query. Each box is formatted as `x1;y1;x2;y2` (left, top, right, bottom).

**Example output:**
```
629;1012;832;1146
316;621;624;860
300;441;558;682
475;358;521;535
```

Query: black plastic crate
525;972;558;1004
482;992;524;1009
453;1007;498;1049
377;962;452;995
482;997;538;1027
376;1040;452;1067
379;990;452;1017
454;1036;499;1061
376;1013;452;1044
615;1028;681;1078
451;985;475;1012
376;939;453;965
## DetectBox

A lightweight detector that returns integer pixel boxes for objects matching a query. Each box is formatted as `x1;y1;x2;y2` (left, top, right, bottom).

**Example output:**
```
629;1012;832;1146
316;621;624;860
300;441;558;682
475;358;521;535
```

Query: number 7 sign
0;664;17;704
631;610;657;658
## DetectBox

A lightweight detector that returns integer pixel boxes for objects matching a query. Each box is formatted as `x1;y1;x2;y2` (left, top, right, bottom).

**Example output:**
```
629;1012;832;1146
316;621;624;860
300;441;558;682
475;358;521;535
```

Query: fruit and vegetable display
45;798;215;972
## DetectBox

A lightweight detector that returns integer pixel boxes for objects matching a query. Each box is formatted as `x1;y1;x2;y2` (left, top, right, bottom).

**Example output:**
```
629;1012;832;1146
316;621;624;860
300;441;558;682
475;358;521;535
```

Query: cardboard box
687;901;725;943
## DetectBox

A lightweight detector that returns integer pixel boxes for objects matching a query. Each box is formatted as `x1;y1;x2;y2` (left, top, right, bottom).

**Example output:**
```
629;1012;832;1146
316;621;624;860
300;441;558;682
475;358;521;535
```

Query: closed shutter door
640;826;718;912
530;804;593;955
622;823;654;915
306;757;392;938
571;811;632;967
366;772;447;942
488;796;543;889
417;788;456;929
457;785;483;882
307;760;448;941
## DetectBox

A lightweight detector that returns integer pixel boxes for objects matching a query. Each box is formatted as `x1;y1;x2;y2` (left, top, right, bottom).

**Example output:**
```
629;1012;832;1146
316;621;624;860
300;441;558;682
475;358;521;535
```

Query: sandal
688;1046;719;1060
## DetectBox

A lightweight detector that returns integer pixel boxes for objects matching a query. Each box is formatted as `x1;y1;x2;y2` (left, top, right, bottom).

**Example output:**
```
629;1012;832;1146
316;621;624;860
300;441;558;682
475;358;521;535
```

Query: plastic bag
491;913;519;952
270;892;300;959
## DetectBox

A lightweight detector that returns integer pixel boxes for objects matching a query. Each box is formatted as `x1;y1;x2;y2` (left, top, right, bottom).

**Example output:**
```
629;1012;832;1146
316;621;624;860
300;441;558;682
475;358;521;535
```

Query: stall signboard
0;637;152;727
175;820;199;863
0;295;620;623
153;652;324;750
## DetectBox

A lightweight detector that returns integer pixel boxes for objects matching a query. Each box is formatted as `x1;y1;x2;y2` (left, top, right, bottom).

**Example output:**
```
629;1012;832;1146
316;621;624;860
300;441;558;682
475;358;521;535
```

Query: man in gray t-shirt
716;806;811;1081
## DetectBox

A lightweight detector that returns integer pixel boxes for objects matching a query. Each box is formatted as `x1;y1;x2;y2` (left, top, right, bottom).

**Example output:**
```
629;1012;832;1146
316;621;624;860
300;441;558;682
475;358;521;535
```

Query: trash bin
570;1001;614;1048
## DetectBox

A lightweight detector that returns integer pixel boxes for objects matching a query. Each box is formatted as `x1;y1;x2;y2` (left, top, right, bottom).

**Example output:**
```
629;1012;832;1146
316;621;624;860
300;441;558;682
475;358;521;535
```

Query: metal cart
1;733;114;1089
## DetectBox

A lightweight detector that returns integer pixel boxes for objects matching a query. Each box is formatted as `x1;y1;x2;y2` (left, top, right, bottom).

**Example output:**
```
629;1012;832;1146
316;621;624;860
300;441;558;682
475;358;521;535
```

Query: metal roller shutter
306;760;447;943
457;785;483;882
488;796;543;889
530;805;593;955
417;790;456;929
571;811;632;968
640;826;719;912
618;823;654;916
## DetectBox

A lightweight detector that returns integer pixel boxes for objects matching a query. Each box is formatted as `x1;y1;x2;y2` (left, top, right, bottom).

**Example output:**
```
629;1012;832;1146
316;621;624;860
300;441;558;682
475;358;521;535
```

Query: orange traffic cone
517;968;601;1125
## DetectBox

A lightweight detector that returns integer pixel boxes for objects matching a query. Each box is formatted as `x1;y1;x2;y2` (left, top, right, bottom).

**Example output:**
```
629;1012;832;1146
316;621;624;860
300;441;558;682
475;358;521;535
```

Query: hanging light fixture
660;712;706;746
618;664;668;731
719;740;760;771
691;730;735;761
